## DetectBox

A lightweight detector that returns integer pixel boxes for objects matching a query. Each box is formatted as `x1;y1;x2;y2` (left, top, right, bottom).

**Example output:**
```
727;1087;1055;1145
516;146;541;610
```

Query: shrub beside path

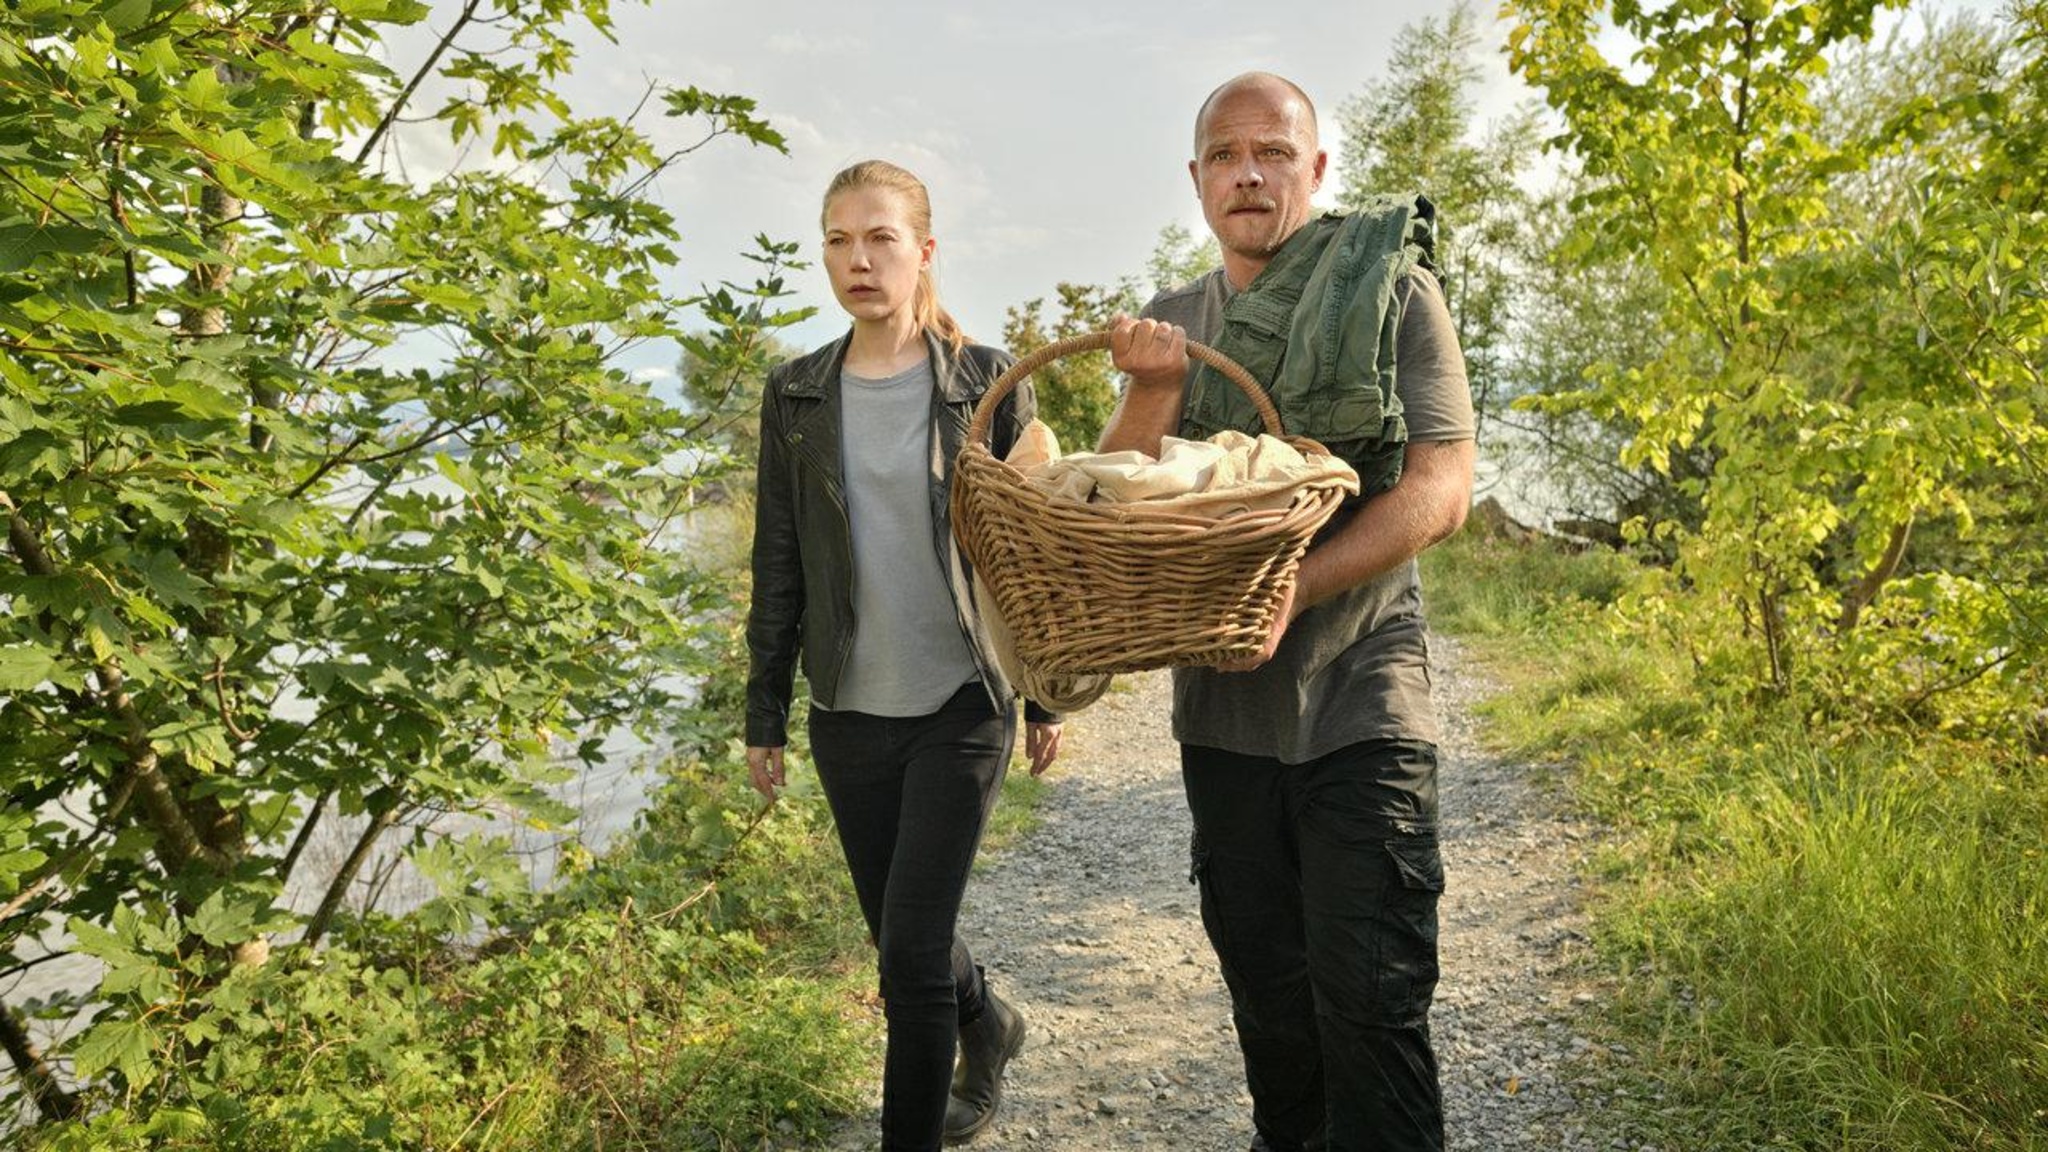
826;636;1621;1151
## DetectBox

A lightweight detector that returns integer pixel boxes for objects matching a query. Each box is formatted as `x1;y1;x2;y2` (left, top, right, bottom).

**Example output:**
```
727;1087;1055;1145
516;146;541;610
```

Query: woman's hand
1024;722;1063;777
747;745;786;799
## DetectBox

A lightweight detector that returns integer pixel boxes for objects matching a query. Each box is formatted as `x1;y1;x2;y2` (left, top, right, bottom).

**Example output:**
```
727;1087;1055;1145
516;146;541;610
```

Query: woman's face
823;186;935;324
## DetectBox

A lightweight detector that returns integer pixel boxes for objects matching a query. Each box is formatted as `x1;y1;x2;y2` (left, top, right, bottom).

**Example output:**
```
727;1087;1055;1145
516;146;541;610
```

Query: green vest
1180;194;1436;497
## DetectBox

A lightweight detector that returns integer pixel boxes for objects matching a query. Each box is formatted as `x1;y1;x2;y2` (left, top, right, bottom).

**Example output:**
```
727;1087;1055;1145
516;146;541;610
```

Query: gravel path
824;635;1614;1151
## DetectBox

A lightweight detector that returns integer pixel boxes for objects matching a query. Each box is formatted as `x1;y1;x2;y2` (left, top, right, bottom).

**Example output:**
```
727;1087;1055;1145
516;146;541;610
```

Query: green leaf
0;222;105;273
99;0;153;33
69;1018;158;1086
0;643;69;691
331;0;431;22
68;915;135;965
108;400;198;428
147;715;233;770
0;847;50;896
182;62;227;112
410;281;485;313
83;608;126;664
133;550;211;608
186;889;257;947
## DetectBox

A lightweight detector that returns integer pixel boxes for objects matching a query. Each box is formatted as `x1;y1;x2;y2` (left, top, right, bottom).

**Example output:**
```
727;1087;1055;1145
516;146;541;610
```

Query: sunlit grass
1423;529;2048;1151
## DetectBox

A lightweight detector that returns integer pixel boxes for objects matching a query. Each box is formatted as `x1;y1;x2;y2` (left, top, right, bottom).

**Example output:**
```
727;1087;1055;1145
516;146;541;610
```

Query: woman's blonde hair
821;160;968;351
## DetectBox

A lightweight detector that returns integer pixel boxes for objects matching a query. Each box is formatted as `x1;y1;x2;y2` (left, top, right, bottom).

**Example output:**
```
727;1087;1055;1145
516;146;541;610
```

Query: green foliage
1144;221;1220;294
1427;533;2048;1150
675;325;803;474
1498;173;1706;544
1001;280;1141;451
0;0;813;1131
1504;0;2047;725
17;598;877;1149
1419;528;1637;638
676;242;814;474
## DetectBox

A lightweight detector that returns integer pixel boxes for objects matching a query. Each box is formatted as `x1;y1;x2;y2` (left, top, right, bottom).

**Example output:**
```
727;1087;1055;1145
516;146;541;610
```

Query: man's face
1190;86;1327;272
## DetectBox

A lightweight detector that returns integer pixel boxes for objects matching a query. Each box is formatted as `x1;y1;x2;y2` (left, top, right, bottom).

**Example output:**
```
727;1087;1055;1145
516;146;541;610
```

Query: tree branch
300;787;405;951
355;0;485;167
1837;514;1913;633
0;998;80;1122
276;787;333;887
9;510;230;875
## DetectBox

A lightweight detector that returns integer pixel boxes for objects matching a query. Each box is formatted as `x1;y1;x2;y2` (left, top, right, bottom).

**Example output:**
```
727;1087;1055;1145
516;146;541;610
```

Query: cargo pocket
1188;290;1293;435
1187;829;1251;995
1374;832;1444;1025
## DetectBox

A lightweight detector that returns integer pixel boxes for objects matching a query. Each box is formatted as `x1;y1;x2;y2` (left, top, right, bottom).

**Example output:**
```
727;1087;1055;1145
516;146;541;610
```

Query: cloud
766;111;829;152
765;30;864;55
371;0;1586;358
943;223;1063;263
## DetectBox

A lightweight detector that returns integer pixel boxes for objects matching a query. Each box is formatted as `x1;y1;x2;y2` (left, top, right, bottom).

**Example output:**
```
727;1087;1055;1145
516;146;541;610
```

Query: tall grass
1423;530;2048;1150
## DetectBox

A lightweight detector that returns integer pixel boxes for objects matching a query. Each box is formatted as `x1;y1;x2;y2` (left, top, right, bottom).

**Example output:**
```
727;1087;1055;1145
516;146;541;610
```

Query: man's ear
1188;158;1200;195
1311;149;1329;192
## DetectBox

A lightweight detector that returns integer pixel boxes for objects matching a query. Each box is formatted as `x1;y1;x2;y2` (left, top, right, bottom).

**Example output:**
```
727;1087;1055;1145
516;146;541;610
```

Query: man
1101;72;1476;1152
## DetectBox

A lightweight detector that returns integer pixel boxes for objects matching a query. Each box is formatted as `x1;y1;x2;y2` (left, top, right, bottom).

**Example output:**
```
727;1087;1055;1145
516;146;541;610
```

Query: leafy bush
18;682;878;1151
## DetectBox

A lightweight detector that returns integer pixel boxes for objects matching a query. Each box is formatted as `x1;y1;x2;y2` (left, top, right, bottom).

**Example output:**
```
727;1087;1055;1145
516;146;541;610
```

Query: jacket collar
780;327;970;401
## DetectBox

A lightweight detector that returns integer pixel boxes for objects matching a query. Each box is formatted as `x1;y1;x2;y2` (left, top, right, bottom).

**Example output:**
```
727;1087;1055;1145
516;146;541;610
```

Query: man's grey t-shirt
832;360;980;716
1141;268;1474;761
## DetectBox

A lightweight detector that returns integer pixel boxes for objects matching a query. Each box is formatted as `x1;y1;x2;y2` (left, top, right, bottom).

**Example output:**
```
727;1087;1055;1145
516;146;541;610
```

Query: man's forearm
1096;375;1184;454
1293;439;1475;610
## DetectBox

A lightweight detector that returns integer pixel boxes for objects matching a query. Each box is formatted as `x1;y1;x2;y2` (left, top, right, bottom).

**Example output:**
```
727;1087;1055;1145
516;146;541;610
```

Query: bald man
1102;73;1475;1152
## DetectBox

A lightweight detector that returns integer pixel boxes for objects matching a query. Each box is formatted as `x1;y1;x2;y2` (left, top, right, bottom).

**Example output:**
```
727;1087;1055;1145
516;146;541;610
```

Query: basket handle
967;330;1282;448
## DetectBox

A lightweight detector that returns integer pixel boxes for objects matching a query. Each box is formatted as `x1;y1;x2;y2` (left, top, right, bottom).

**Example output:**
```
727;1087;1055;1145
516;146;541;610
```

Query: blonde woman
743;159;1062;1150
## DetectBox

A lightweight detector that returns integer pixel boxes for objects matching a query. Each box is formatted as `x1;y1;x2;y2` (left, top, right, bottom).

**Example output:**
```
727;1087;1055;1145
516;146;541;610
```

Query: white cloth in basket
1004;420;1358;518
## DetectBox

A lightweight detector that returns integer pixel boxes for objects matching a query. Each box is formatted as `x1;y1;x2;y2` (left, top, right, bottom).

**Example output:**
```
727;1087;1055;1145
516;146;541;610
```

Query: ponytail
914;268;967;352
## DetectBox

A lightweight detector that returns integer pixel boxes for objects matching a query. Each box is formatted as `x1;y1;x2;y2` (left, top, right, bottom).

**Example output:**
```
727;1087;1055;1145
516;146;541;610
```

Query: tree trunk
169;64;260;965
1838;515;1914;633
0;1000;80;1123
302;788;406;951
1760;587;1788;690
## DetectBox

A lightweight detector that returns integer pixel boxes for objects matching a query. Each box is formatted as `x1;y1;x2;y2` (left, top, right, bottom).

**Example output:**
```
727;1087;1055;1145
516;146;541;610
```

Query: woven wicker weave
951;331;1355;711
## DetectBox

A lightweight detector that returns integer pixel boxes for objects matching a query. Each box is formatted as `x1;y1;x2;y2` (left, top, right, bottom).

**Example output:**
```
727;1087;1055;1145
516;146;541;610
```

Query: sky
380;0;1539;390
365;0;1998;523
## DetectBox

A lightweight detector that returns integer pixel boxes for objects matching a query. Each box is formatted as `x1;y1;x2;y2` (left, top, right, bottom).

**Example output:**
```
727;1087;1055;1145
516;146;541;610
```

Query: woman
743;159;1062;1151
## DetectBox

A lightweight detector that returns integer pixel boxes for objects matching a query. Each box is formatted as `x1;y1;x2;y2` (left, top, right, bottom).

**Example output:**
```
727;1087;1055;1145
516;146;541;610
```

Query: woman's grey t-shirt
832;360;980;716
1141;268;1474;762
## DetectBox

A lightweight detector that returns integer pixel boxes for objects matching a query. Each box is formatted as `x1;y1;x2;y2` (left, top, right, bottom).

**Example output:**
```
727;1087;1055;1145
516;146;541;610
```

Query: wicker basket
951;331;1355;710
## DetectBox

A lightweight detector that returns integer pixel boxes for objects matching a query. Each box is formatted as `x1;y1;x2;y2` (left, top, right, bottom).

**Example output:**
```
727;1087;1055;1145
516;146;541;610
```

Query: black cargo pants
1183;738;1445;1152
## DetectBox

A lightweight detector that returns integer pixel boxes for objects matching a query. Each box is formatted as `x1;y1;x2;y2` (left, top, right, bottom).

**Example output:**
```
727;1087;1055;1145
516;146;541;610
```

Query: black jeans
809;683;1013;1152
1183;739;1446;1152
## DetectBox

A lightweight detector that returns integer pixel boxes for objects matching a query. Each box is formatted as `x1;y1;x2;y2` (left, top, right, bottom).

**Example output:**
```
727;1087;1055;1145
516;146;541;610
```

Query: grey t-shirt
833;360;980;716
1141;267;1474;761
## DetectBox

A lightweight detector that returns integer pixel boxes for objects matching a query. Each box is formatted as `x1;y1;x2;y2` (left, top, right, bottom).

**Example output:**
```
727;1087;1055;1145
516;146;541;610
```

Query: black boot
941;990;1027;1144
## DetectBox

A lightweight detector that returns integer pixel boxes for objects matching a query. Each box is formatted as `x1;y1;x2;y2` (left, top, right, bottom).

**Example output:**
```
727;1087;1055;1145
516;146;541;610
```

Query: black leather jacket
744;329;1055;747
